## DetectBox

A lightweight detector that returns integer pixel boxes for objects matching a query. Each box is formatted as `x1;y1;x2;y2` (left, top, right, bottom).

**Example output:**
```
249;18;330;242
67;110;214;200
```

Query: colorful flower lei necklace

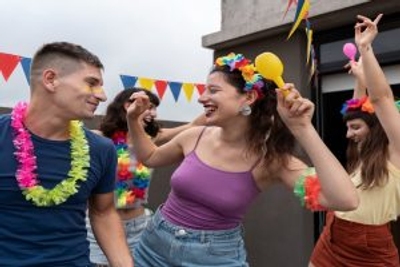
11;102;90;207
112;131;150;208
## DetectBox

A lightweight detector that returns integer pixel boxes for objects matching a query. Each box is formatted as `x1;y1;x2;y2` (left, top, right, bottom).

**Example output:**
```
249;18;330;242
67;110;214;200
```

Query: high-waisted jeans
134;208;248;267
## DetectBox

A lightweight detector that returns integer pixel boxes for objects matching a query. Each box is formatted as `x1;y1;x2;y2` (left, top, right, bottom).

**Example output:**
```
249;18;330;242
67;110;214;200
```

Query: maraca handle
274;76;285;89
280;88;290;98
274;77;291;97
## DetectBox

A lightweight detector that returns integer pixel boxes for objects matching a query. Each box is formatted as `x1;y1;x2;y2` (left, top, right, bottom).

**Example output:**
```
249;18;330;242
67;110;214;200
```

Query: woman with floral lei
310;14;400;267
87;87;204;266
127;53;358;266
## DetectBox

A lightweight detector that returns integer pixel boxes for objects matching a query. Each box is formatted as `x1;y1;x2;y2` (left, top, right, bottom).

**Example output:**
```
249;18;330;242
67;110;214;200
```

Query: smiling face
52;62;106;120
123;94;158;128
141;102;157;127
346;118;370;145
198;72;249;126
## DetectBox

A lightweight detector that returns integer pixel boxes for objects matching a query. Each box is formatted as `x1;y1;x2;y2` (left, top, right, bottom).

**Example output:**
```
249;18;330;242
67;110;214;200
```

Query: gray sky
0;0;220;121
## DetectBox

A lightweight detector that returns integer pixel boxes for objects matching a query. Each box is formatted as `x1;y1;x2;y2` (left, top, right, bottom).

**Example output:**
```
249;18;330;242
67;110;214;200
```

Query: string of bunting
0;52;31;84
120;74;205;102
0;51;205;103
284;0;317;78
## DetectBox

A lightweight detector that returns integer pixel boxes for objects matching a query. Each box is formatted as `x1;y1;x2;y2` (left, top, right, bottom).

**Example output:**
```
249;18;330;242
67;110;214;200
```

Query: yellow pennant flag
287;0;310;39
306;28;313;64
138;77;155;91
182;83;195;102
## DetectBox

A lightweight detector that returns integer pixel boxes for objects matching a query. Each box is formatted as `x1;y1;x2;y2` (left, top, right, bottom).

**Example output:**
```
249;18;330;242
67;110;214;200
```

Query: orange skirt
310;212;400;267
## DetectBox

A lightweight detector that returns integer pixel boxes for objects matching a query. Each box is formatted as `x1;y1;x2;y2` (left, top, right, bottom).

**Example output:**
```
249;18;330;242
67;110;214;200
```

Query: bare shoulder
176;126;212;154
174;126;208;141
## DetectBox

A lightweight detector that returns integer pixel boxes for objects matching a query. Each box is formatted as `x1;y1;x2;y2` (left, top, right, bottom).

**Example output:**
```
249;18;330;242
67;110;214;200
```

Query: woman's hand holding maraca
276;84;315;133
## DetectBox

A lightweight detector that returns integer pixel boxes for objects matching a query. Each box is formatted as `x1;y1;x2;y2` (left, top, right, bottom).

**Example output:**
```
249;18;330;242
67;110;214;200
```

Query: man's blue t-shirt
0;114;117;267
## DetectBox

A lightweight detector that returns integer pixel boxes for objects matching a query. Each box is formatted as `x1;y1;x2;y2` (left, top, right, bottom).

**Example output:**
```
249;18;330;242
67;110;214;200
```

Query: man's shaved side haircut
30;42;104;86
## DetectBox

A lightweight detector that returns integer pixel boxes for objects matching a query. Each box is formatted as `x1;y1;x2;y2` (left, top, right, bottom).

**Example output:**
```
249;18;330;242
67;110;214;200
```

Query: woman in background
310;14;400;267
88;87;204;266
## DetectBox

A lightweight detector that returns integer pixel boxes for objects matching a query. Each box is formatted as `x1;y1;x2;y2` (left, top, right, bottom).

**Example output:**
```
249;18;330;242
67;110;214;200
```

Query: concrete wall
0;107;11;115
219;0;369;30
203;0;400;49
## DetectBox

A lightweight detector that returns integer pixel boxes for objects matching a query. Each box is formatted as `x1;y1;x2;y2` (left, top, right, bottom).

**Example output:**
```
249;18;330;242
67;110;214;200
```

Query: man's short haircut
30;42;104;84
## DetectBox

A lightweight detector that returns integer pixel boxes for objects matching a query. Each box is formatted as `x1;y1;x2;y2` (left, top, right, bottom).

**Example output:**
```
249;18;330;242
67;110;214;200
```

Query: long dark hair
343;111;389;189
100;87;161;138
211;65;296;168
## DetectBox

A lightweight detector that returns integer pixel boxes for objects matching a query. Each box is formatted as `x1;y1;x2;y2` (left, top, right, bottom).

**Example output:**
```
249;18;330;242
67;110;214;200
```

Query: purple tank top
162;127;261;230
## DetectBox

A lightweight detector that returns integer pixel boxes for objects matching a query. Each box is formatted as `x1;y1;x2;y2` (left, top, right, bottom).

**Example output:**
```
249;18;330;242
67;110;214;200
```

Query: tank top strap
193;126;207;151
249;155;263;172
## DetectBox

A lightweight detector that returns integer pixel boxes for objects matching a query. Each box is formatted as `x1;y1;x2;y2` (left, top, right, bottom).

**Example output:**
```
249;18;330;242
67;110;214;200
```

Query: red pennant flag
195;84;205;95
283;0;298;20
0;53;21;81
154;80;168;100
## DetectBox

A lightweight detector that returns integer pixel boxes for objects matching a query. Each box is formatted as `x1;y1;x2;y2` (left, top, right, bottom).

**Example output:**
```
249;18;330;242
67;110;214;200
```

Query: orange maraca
255;52;290;97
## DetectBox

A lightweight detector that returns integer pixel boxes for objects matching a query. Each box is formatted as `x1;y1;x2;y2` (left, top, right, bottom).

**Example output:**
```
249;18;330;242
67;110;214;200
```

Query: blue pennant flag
21;57;32;85
169;82;182;102
120;75;138;89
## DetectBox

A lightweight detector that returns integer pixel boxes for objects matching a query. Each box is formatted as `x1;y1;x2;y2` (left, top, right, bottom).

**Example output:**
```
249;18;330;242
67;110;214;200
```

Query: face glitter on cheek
85;86;104;94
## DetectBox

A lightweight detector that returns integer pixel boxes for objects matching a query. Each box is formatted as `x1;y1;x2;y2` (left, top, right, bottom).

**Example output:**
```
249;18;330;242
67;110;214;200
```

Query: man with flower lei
0;42;133;266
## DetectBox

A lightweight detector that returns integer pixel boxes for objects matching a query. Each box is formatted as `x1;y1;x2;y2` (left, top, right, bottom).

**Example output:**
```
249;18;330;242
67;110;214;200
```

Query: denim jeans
87;209;152;265
134;209;248;267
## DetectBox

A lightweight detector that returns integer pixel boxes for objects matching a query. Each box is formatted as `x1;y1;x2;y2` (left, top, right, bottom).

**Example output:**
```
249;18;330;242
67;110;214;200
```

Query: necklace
11;102;90;206
112;131;150;208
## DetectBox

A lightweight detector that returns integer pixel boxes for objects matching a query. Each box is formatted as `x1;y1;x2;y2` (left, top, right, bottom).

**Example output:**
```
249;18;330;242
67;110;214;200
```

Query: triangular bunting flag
283;0;298;20
21;57;32;85
0;53;22;81
120;75;138;89
154;80;168;100
182;83;195;102
169;82;182;102
287;0;310;39
195;84;205;95
305;19;313;64
310;45;317;79
138;77;154;91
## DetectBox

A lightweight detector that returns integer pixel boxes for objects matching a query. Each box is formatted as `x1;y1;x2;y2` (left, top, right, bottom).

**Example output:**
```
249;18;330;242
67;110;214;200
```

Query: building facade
202;1;400;266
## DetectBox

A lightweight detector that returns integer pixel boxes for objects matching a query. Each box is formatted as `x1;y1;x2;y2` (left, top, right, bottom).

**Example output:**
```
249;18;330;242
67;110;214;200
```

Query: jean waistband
152;208;243;243
121;209;151;226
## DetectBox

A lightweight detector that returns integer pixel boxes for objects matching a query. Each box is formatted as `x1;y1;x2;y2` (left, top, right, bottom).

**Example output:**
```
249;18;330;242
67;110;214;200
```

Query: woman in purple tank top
127;53;359;267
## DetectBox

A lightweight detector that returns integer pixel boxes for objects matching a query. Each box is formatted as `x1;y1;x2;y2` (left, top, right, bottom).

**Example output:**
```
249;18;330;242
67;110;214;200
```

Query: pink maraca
343;43;357;62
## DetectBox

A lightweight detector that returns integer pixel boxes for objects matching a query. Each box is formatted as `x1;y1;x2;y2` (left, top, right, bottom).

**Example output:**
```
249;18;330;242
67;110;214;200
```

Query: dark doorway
321;90;353;166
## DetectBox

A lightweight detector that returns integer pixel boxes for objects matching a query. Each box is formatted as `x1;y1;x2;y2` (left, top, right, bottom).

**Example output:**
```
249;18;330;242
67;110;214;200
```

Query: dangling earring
240;105;252;116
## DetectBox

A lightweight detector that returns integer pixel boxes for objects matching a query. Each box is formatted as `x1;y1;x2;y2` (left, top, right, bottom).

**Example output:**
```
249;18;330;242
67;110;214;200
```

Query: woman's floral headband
215;53;264;97
340;96;374;115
